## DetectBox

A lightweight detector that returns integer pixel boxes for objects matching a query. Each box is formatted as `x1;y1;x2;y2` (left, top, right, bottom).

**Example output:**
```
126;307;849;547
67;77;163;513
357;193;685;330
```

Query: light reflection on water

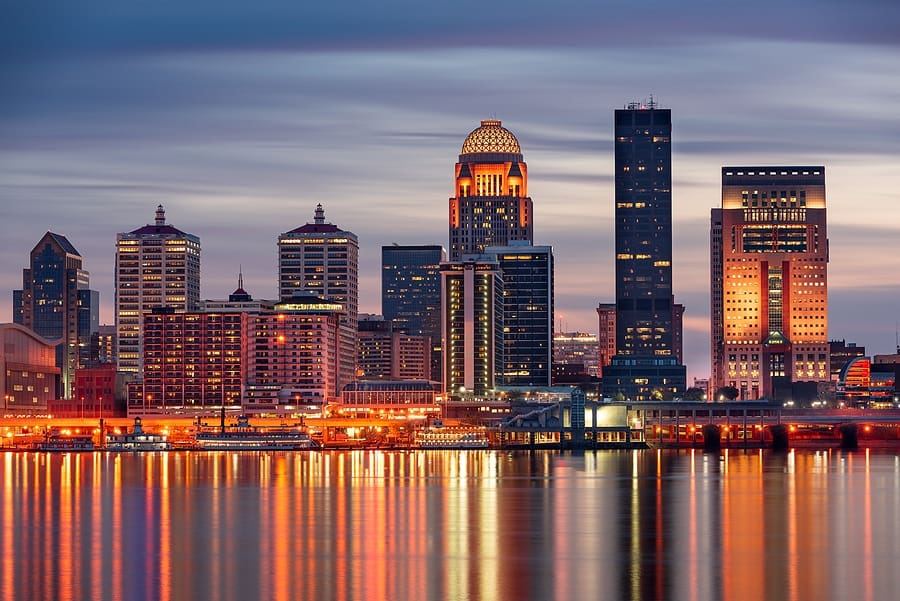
2;449;899;601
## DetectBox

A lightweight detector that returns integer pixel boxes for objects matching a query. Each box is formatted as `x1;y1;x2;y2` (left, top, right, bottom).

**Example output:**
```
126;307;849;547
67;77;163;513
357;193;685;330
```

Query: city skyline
2;1;899;383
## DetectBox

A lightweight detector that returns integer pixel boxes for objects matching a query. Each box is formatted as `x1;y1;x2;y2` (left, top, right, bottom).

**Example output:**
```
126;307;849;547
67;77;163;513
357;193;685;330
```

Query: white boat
415;427;490;449
195;415;316;450
105;417;171;451
34;430;95;452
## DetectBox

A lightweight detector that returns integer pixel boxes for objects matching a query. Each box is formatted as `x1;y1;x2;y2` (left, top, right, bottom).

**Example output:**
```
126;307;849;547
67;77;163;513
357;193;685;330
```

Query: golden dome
461;119;521;155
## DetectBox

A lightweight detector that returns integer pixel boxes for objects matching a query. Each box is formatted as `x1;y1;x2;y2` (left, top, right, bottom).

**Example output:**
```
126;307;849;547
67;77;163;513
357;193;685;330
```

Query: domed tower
449;119;533;260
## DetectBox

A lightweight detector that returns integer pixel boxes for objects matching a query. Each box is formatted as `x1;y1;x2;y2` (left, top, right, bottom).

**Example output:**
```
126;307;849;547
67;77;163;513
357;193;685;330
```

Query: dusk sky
2;0;899;381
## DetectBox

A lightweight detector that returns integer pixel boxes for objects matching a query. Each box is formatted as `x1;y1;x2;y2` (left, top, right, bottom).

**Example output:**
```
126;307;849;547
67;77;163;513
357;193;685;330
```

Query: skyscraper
278;204;359;391
115;205;201;374
14;231;98;398
448;119;533;260
441;258;504;396
711;167;829;400
603;101;686;400
382;244;444;379
487;243;554;387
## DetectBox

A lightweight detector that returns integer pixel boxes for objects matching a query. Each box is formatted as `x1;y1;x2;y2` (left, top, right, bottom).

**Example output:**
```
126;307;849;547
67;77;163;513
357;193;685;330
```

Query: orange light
864;425;872;433
789;425;797;432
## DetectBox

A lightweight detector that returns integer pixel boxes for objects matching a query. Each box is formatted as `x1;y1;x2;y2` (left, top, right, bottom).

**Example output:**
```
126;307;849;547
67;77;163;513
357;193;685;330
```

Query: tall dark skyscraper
603;101;686;400
382;244;445;381
488;243;554;387
14;231;99;398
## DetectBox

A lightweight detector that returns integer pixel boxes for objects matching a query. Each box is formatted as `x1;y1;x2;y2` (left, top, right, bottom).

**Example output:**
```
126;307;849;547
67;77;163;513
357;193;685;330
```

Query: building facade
603;102;686;400
116;205;201;374
553;332;601;378
381;244;444;380
357;315;432;381
0;323;59;414
128;307;246;415
448;120;533;260
711;167;829;400
14;231;98;398
278;204;358;391
441;258;504;396
488;243;554;387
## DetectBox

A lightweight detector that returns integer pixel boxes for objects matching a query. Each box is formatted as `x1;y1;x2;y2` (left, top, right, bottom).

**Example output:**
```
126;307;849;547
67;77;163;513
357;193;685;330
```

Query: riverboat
105;417;171;451
415;426;490;449
33;430;95;452
195;415;316;450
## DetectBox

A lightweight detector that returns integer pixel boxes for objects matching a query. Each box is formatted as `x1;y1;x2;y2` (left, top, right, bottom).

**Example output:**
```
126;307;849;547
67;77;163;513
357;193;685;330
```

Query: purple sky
2;0;899;381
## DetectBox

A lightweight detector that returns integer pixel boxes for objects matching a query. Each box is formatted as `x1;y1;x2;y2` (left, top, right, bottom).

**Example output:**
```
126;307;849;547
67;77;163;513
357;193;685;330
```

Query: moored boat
34;430;95;452
105;417;171;451
415;426;490;449
195;415;316;450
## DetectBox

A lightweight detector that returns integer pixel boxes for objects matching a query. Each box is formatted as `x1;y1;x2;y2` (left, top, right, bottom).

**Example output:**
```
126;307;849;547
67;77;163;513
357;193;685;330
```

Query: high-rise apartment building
448;120;533;260
115;205;201;374
14;231;98;398
487;243;554;387
711;167;829;399
278;204;358;391
441;258;504;396
602;101;686;400
382;244;444;380
128;307;246;415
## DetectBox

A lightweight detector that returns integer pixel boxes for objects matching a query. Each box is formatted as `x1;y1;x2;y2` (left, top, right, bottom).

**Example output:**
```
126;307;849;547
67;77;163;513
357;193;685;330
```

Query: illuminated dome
461;119;521;155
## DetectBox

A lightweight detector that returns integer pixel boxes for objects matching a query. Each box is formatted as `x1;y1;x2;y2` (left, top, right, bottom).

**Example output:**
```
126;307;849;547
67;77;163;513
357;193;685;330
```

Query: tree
683;387;706;401
714;386;740;401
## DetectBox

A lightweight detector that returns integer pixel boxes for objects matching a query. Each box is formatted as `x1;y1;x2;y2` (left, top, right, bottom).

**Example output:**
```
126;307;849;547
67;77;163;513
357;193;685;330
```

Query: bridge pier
770;424;789;451
839;423;859;450
702;424;721;452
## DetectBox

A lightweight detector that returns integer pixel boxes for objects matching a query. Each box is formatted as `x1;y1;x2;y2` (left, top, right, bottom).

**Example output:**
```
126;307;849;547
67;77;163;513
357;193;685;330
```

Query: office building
441;258;504;396
711;167;829;400
448;119;533;260
553;332;601;378
278;204;358;391
14;231;98;398
488;243;554;387
116;205;201;374
382;244;444;379
357;315;432;381
602;101;686;400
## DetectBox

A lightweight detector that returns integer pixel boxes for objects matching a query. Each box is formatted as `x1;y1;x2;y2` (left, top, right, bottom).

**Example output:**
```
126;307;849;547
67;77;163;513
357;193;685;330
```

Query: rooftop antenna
238;265;243;290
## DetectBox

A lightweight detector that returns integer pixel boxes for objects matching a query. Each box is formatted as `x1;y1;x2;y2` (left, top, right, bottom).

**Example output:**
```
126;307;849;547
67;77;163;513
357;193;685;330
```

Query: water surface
2;449;898;600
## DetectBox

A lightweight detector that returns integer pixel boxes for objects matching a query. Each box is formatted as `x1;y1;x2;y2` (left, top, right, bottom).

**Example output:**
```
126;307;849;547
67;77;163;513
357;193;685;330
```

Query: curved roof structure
461;119;521;155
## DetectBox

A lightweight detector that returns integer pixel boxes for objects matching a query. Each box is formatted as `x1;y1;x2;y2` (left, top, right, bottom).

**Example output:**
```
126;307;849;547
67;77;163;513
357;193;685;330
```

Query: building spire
238;265;243;291
155;204;166;226
314;203;325;224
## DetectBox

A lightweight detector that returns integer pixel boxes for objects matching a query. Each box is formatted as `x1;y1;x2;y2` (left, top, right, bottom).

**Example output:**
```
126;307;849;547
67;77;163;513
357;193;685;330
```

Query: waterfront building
128;306;246;415
244;294;344;413
830;339;866;381
14;231;98;398
602;101;686;400
115;205;201;374
836;357;897;407
441;258;504;397
339;380;439;416
381;244;444;380
0;323;59;414
553;332;601;378
487;243;554;387
278;204;358;391
448;119;533;260
711;167;829;400
357;315;431;381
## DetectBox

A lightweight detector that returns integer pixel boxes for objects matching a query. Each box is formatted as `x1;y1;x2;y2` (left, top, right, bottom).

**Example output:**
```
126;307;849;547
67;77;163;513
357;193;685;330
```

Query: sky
2;0;899;382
